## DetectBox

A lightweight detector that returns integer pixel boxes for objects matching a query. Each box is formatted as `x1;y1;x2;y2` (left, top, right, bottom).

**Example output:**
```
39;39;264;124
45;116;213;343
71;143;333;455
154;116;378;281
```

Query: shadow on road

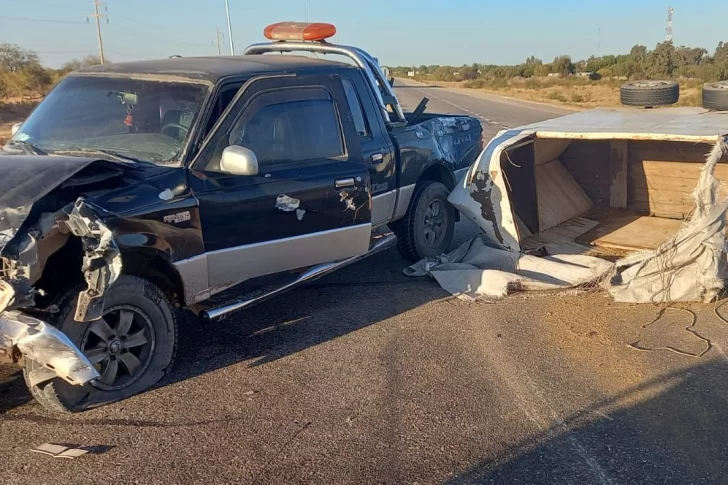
445;358;728;484
167;248;446;384
0;248;448;414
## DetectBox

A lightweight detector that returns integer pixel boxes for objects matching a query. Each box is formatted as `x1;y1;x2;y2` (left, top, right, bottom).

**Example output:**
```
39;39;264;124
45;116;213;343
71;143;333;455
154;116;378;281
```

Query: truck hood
0;155;98;252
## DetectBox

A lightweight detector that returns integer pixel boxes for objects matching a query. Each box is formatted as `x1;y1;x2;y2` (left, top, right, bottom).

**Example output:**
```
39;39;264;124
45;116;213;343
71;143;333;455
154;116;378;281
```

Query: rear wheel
393;181;456;262
23;275;177;413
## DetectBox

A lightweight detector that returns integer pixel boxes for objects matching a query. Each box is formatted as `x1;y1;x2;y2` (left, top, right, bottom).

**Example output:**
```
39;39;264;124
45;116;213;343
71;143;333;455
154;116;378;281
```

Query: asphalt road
2;83;728;485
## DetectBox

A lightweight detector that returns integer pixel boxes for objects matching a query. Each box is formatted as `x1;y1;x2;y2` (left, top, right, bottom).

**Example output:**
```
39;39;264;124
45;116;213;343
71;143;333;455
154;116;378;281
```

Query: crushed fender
0;195;121;387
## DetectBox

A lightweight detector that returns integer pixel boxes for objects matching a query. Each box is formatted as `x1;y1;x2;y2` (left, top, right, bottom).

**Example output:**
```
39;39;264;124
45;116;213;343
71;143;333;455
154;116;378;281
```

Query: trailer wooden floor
521;208;683;257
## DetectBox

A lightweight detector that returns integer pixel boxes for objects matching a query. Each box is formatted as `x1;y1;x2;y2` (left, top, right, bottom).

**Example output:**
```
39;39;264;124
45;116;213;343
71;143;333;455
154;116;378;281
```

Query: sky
2;0;728;68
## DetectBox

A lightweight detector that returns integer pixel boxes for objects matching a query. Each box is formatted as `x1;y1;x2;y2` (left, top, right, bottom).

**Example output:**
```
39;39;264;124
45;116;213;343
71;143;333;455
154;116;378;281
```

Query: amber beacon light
263;22;337;42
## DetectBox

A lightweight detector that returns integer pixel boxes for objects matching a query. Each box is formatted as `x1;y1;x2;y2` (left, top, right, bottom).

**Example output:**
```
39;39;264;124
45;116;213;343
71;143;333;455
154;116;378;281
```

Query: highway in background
394;77;574;139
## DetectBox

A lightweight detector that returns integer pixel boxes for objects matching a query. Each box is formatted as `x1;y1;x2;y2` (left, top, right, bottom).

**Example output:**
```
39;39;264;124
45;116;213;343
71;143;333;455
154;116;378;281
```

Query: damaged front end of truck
0;156;125;388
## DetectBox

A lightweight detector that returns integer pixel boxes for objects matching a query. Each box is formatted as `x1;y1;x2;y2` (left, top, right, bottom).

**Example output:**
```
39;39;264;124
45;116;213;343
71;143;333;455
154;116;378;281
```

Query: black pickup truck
0;22;483;412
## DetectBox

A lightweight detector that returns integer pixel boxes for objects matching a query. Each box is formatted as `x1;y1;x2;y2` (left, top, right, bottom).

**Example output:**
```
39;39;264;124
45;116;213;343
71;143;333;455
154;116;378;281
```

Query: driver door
189;74;372;293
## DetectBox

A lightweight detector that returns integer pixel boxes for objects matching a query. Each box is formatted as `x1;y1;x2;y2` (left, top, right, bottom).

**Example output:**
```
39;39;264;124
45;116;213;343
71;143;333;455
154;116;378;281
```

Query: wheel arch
120;248;186;309
418;163;459;221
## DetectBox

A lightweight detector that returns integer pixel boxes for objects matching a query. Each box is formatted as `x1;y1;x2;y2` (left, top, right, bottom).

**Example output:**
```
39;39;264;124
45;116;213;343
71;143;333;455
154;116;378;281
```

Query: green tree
460;64;479;80
0;44;40;72
551;55;574;76
645;41;676;78
533;64;550;77
675;46;707;66
714;41;728;64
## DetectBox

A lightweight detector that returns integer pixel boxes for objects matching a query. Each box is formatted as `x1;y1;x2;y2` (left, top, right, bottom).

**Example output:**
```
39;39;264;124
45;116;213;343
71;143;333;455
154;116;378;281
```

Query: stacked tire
620;80;680;107
702;81;728;111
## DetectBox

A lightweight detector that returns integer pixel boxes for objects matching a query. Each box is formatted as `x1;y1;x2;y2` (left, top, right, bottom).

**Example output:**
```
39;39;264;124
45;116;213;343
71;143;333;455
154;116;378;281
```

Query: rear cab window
342;79;370;139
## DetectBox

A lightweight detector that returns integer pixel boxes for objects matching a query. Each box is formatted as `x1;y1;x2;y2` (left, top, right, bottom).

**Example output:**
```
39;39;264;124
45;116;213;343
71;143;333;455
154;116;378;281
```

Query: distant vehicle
0;21;483;412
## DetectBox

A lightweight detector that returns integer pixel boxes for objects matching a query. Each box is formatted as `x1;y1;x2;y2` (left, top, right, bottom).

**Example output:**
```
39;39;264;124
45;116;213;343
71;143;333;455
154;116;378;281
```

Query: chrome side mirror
11;122;22;136
220;145;259;176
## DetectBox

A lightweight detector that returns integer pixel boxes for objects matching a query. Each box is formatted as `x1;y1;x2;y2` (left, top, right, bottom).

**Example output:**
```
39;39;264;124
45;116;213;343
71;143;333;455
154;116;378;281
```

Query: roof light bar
263;22;336;42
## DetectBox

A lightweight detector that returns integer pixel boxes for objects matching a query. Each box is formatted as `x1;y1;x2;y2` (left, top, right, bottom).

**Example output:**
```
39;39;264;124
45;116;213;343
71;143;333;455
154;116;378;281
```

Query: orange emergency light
263;22;336;42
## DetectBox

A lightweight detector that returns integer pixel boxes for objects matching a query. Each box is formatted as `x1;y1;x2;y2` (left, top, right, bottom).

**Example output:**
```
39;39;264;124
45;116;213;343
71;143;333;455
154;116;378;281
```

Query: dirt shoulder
409;78;703;110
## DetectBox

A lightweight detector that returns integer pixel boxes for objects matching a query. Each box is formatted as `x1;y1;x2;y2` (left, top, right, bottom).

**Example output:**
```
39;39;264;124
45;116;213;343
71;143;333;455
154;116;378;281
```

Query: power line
5;0;88;12
35;50;95;54
0;15;87;24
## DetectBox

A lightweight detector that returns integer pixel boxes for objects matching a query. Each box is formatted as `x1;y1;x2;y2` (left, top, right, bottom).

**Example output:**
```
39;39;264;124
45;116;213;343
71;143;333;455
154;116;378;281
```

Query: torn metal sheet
405;237;612;300
449;129;534;251
0;311;99;386
60;200;122;322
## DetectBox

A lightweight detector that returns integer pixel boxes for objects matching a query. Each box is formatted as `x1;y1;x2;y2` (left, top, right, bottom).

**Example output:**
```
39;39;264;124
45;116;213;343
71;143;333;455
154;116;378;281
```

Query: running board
200;233;397;322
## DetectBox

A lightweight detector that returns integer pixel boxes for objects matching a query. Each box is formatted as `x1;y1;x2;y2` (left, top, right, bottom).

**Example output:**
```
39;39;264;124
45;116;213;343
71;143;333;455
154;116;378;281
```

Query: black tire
702;81;728;111
23;275;178;413
620;80;679;107
392;181;456;262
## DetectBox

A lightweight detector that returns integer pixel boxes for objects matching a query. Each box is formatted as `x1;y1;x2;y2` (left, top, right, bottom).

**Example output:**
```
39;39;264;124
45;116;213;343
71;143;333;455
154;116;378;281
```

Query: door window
229;88;344;165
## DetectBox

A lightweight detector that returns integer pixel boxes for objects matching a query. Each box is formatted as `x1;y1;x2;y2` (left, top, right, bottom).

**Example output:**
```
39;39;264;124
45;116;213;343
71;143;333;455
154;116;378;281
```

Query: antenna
666;6;674;42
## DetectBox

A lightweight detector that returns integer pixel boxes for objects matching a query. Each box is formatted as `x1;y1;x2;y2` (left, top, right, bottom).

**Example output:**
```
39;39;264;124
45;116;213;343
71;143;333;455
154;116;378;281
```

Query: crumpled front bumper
0;311;99;387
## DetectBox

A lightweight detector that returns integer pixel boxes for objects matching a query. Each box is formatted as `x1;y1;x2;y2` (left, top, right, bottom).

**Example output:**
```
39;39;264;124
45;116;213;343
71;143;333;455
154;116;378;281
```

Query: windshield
10;75;209;165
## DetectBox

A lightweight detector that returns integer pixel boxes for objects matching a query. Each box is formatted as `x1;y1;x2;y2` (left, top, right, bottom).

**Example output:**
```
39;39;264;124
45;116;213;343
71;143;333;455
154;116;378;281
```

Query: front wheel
23;275;178;413
392;181;456;262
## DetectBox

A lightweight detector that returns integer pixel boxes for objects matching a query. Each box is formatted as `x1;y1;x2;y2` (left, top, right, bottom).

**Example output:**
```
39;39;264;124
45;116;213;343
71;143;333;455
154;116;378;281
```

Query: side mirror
11;122;22;136
220;145;259;176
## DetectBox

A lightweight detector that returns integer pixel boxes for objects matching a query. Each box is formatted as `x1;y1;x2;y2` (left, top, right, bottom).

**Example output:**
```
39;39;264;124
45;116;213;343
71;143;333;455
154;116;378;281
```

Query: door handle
335;177;356;189
371;152;384;164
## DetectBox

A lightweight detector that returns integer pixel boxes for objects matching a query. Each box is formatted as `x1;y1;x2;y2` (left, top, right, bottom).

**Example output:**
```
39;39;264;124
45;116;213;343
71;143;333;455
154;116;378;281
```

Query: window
202;84;241;139
12;75;208;165
229;89;344;165
342;79;369;138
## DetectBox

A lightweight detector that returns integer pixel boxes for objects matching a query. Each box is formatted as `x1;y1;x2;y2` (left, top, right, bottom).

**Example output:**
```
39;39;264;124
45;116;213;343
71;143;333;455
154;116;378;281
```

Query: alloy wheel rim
80;305;156;391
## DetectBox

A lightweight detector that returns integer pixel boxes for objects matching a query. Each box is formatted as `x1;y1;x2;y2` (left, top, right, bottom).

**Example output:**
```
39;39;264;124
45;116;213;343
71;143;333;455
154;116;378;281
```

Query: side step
200;233;397;322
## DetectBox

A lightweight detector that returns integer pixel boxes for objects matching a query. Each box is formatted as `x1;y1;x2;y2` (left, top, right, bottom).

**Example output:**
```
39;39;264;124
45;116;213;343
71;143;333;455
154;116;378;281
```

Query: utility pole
666;7;674;42
224;0;235;55
88;0;108;64
304;0;309;21
213;28;225;56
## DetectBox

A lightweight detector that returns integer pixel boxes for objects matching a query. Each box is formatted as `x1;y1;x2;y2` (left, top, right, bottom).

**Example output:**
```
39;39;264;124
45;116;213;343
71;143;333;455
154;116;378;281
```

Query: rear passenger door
190;74;372;292
340;73;397;226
